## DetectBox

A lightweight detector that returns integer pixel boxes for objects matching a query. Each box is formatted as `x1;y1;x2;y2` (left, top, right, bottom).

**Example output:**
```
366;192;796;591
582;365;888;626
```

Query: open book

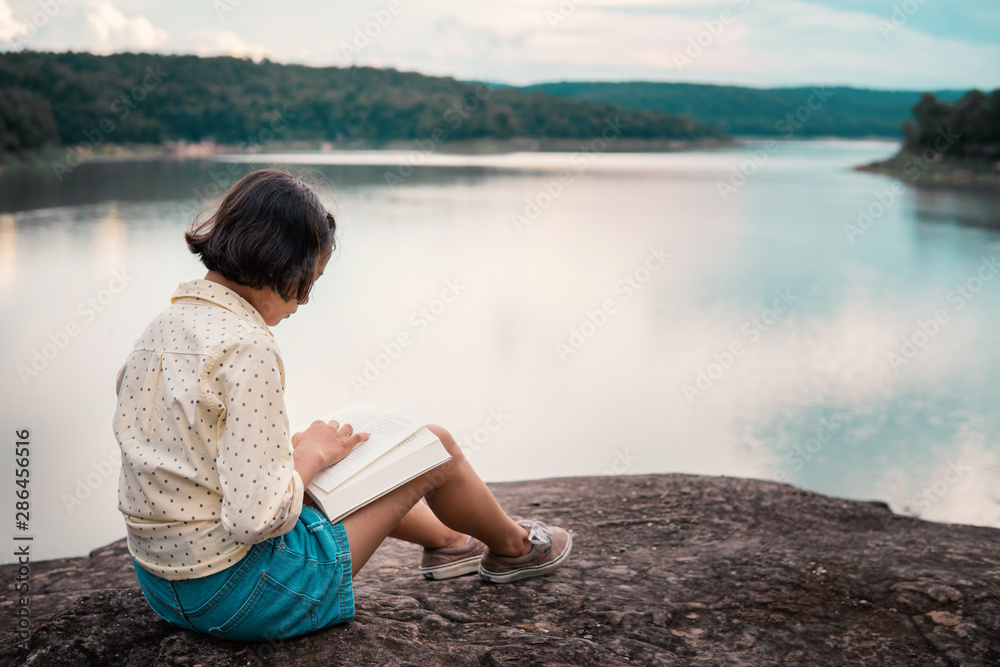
296;403;452;523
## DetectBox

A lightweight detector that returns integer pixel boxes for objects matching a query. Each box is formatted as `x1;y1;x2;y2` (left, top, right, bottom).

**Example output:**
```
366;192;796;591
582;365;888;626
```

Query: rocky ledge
1;474;999;666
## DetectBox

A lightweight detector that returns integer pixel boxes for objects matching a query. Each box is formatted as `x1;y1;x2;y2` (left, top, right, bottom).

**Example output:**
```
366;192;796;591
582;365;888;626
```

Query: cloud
84;0;168;52
305;0;990;87
6;0;998;89
180;29;270;61
506;0;1000;87
0;0;29;43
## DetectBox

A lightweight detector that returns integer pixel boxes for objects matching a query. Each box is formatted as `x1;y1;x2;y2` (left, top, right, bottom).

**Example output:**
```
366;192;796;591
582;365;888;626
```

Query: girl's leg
389;501;467;549
341;424;529;577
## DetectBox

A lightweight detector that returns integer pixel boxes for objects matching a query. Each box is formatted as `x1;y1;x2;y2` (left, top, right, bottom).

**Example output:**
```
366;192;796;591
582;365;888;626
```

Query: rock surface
2;474;999;666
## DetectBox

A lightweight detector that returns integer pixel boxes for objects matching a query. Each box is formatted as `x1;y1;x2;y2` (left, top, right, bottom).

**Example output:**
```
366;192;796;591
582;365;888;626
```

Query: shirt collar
170;278;273;334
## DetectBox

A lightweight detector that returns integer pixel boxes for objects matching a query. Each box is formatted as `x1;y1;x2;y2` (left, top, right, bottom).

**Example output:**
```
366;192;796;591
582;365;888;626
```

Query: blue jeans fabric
131;506;354;642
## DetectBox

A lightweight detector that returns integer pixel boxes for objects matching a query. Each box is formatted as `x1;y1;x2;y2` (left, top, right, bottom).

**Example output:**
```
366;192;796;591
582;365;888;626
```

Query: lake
2;139;1000;562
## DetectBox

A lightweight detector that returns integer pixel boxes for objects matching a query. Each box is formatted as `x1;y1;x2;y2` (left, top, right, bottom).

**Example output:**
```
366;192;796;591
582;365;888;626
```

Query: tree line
523;81;975;139
3;51;994;156
0;51;721;154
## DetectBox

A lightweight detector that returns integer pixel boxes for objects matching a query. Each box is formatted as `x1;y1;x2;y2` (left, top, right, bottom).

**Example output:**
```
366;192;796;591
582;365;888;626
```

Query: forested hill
520;82;968;138
0;51;721;153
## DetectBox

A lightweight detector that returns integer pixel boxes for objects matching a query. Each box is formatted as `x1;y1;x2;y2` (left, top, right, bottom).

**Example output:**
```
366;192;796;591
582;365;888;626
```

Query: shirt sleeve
212;332;303;545
115;362;126;396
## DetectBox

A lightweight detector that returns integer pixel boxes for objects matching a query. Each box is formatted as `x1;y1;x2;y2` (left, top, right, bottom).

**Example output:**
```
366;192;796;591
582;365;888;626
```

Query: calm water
2;140;1000;562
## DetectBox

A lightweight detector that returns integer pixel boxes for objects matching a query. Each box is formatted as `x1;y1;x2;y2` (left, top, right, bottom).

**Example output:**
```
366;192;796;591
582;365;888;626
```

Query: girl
114;168;571;642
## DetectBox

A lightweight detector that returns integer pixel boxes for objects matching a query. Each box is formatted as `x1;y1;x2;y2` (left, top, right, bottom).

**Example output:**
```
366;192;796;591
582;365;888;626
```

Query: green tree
0;87;59;153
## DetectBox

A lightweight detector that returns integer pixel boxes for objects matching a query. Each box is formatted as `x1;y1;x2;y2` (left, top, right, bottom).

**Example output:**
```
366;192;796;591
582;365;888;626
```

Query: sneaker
478;519;572;583
420;536;486;580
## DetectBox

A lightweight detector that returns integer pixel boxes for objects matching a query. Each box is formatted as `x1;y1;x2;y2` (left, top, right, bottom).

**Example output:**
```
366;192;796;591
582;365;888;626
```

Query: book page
341;426;438;480
315;402;384;430
310;406;426;492
305;430;450;523
292;402;384;436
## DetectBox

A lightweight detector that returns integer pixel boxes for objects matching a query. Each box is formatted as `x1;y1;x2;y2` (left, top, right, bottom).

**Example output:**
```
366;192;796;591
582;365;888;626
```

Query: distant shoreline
1;136;740;171
4;136;915;173
856;151;1000;189
15;140;998;193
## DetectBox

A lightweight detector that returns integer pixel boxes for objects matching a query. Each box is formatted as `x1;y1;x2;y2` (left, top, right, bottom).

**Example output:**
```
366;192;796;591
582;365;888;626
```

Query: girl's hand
292;419;370;469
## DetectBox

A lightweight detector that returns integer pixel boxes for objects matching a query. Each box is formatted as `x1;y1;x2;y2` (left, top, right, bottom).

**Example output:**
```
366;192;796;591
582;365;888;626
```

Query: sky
1;0;998;90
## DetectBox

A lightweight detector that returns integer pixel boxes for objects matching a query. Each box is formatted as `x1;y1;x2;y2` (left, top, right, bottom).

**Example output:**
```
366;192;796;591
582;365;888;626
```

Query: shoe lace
518;519;552;545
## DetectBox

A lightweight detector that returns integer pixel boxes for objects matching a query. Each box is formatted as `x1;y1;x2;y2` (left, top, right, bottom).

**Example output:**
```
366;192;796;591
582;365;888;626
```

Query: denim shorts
131;506;355;643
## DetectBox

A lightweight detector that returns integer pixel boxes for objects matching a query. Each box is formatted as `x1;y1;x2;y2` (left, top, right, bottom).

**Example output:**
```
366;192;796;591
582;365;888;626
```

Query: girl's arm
212;333;369;543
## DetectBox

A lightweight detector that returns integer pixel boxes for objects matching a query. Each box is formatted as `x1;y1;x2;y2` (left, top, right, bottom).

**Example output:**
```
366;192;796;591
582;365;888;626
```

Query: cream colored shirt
114;278;304;579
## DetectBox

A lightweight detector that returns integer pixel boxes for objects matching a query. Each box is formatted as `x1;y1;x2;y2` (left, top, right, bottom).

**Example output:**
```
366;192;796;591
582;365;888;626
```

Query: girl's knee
425;424;464;462
425;423;451;443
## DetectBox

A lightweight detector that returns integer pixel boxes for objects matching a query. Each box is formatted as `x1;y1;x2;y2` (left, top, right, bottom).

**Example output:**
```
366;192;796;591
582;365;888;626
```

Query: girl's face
263;248;332;326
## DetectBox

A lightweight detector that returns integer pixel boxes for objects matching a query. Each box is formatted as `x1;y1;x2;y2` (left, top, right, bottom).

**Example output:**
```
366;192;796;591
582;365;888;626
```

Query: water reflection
0;158;502;214
910;187;1000;229
0;214;15;303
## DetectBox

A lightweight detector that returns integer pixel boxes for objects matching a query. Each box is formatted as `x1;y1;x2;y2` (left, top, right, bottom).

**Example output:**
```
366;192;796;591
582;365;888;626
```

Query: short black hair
185;169;336;303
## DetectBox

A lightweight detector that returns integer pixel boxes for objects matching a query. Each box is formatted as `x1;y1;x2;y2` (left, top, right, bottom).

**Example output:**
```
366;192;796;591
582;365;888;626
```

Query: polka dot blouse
113;278;304;580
